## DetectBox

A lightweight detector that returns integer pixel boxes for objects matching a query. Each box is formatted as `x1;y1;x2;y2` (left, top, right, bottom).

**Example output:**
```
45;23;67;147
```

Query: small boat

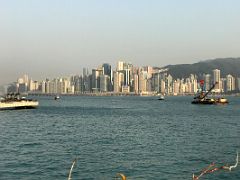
157;93;165;100
216;97;228;104
0;93;39;110
54;95;60;100
158;95;165;100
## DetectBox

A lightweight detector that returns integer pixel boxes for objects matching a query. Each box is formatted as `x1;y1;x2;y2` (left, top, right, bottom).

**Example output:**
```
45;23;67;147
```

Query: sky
0;0;240;85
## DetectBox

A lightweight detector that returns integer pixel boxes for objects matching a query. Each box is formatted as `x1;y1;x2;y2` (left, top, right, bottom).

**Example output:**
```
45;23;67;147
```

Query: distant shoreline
27;92;240;97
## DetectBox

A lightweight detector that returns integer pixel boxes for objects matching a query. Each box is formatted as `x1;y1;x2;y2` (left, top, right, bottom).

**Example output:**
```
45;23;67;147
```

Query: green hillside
164;57;240;79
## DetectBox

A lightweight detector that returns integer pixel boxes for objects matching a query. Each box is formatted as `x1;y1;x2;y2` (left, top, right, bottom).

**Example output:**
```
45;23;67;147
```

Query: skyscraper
213;69;221;92
226;74;235;92
91;69;103;92
203;74;211;91
102;63;113;91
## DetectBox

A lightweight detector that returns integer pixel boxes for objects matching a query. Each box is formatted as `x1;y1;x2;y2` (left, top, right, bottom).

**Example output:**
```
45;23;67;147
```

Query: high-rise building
166;74;173;94
102;63;113;91
100;74;110;92
102;63;111;76
226;74;235;92
113;71;124;93
91;69;103;92
133;74;139;94
173;79;180;95
152;73;161;93
237;78;240;91
213;69;221;92
41;81;46;93
203;74;211;90
139;71;148;93
29;80;39;91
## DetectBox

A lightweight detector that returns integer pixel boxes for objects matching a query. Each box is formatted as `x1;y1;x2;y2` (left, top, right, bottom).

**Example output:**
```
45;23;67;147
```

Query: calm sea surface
0;96;240;180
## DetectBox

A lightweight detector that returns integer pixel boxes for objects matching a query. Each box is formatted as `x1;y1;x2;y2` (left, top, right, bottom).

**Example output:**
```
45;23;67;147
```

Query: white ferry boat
0;93;39;110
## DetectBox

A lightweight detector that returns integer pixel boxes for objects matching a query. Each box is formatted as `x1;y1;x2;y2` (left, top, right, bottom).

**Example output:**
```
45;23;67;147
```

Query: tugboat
192;81;228;105
0;93;39;110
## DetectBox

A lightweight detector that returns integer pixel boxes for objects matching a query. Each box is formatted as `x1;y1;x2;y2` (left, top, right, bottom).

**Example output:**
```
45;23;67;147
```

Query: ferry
192;81;228;105
0;93;39;110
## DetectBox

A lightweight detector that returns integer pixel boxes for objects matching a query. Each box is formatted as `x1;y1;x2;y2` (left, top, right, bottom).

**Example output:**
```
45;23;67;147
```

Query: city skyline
1;1;240;85
4;60;239;96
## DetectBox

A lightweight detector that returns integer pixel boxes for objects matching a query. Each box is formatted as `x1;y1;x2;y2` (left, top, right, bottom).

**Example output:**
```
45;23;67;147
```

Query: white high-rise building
226;74;235;92
213;69;221;92
113;71;124;93
139;71;148;93
133;74;139;94
203;74;211;90
41;81;46;93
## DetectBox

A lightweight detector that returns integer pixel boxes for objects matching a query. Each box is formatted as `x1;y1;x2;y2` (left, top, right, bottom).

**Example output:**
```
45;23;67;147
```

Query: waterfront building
133;74;139;94
138;71;148;94
48;80;54;94
102;63;113;91
124;69;131;86
84;75;91;92
29;80;39;91
71;75;81;93
213;69;221;92
100;74;110;92
192;79;198;93
185;78;192;94
41;80;46;93
221;78;226;93
179;82;186;94
203;74;211;90
160;79;166;94
165;74;173;94
226;74;235;92
237;78;240;91
173;79;180;95
16;74;30;91
113;71;119;93
45;80;50;93
152;73;161;93
146;78;152;92
91;68;103;92
113;71;124;93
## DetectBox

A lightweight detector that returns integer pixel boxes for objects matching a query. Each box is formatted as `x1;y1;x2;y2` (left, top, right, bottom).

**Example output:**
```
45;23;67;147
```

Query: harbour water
0;96;240;179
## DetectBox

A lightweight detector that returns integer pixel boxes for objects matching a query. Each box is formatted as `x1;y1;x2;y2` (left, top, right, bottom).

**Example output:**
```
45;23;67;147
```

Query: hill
163;57;240;79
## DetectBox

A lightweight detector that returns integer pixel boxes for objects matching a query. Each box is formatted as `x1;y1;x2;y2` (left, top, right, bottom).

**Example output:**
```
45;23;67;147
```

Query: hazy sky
0;0;240;85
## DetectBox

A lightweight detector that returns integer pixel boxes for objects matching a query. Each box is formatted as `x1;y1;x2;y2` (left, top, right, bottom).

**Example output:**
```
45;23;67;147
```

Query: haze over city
1;0;240;85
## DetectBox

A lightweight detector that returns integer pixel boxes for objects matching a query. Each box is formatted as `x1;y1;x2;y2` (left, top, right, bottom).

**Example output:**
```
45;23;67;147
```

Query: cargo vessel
192;81;228;105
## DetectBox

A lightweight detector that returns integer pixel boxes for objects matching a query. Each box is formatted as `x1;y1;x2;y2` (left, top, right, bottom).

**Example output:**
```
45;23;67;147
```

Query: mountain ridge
162;57;240;79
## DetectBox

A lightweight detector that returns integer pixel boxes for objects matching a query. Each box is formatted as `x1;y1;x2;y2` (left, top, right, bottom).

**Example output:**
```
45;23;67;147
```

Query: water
0;96;240;180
